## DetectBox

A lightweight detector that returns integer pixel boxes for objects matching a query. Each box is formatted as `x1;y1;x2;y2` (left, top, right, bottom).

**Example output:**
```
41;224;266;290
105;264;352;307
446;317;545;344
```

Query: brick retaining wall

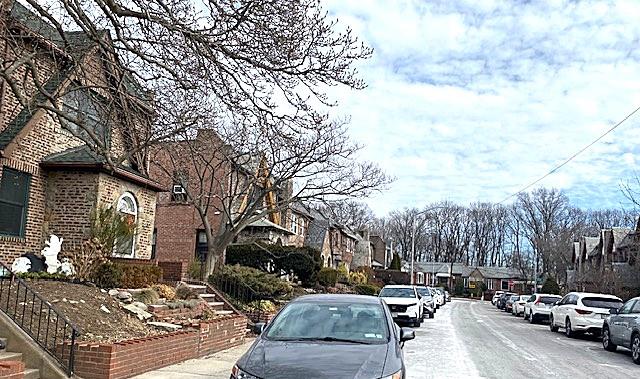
66;315;247;379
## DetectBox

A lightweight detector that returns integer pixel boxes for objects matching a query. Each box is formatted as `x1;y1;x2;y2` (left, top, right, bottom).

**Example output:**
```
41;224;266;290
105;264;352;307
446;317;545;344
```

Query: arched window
114;192;138;257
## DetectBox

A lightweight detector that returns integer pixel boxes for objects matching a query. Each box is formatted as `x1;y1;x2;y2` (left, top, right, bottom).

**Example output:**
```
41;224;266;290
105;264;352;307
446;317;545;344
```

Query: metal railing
207;272;273;324
0;262;79;377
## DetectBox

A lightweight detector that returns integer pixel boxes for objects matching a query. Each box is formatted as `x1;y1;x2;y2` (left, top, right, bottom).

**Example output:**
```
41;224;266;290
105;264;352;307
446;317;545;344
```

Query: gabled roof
304;208;331;250
583;236;601;257
246;219;294;235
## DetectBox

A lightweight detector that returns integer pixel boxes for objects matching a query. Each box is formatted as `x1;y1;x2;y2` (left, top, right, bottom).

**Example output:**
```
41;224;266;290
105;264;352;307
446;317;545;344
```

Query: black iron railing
0;262;79;377
207;273;272;324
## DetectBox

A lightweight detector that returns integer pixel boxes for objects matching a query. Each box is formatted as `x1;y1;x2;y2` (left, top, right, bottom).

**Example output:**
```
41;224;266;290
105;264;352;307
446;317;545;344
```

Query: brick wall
157;261;185;281
0;361;24;379
67;315;247;379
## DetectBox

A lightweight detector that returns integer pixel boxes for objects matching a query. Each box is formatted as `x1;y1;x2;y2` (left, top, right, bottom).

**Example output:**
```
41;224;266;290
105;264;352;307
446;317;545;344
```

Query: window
195;229;208;262
501;280;509;290
299;219;305;237
463;277;469;288
632;300;640;314
114;192;137;257
619;300;636;314
290;214;298;234
0;168;31;237
151;228;157;260
581;297;622;309
59;88;106;142
417;272;424;284
485;279;494;290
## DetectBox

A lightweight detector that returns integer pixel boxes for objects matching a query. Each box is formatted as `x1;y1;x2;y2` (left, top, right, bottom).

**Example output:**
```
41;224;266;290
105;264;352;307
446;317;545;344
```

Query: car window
527;295;536;302
379;287;416;298
540;296;562;305
581;297;623;309
416;288;431;297
520;296;529;301
632;300;640;314
265;302;389;344
618;300;636;314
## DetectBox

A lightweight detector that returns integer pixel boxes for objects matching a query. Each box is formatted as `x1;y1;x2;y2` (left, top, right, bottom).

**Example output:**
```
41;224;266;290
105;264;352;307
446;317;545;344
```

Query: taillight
575;308;592;315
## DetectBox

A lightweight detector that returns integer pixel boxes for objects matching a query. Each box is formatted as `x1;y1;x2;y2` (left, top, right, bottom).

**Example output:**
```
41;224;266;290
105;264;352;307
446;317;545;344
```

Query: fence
0;262;79;377
207;270;274;325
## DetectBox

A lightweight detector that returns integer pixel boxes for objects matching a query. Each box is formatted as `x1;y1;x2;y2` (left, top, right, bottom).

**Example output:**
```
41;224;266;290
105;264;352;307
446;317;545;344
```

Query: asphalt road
404;299;640;379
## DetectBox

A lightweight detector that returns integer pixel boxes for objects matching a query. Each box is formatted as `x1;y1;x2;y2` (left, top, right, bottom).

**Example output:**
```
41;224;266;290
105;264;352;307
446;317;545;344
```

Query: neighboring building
0;2;161;262
411;262;529;293
303;208;359;270
351;229;372;269
370;235;392;269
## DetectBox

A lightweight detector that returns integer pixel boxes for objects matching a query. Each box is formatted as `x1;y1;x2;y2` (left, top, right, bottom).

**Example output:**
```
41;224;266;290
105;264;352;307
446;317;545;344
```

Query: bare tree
319;200;376;231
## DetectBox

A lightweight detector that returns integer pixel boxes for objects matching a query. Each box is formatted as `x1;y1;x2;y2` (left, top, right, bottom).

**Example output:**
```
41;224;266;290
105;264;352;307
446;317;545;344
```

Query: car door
554;295;569;325
614;300;637;347
630;300;640;349
564;294;578;323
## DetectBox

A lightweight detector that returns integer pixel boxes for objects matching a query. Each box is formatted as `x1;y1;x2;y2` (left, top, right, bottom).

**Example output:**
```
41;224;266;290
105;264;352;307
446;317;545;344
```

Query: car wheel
565;318;575;338
550;315;559;332
602;326;617;352
429;312;434;319
632;334;640;364
529;313;535;324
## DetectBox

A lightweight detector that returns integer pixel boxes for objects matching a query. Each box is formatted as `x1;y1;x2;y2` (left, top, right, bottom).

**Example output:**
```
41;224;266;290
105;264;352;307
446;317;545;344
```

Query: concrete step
208;301;225;310
24;368;40;379
0;351;22;362
215;310;234;316
187;285;208;295
199;294;216;300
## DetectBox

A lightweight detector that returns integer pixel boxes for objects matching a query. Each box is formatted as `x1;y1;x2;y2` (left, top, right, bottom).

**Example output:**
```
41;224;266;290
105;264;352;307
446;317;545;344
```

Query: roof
304;208;331;250
372;260;383;268
583;236;601;257
412;262;525;279
293;294;382;304
290;201;313;219
246;219;294;235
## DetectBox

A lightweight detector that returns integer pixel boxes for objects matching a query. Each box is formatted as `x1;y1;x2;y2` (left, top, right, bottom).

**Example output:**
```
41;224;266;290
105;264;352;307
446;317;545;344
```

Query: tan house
0;2;161;263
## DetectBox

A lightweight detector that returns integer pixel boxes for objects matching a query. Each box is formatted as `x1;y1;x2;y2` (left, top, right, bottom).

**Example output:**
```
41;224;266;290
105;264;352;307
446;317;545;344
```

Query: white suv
491;291;504;306
549;292;623;337
523;294;562;323
379;285;423;327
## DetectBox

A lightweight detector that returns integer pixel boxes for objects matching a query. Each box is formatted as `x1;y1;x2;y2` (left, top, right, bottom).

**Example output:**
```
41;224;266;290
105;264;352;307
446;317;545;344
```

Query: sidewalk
133;339;255;379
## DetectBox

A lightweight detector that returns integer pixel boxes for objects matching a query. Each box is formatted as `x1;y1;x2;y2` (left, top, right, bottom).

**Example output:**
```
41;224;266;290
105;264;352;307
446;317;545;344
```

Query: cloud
323;0;640;215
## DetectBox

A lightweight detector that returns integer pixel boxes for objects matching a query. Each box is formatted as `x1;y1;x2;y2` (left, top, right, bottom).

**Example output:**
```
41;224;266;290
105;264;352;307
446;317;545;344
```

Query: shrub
243;300;278;313
66;238;108;281
349;271;367;285
92;263;123;288
134;289;160;304
454;280;464;296
541;277;560;295
188;260;203;280
354;284;380;296
176;284;199;300
355;266;374;282
152;284;177;300
209;265;291;299
337;263;349;283
118;264;163;288
317;267;338;287
18;271;68;280
389;254;401;270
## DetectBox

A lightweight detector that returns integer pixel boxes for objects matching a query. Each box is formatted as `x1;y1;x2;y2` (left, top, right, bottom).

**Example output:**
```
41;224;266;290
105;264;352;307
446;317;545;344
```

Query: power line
499;104;640;204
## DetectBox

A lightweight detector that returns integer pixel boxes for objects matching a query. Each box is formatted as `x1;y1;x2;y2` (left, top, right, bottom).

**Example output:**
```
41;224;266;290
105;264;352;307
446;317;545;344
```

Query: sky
322;0;640;216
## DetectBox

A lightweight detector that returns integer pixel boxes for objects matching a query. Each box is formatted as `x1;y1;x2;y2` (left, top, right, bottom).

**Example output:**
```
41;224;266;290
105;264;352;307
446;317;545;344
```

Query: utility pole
410;222;416;284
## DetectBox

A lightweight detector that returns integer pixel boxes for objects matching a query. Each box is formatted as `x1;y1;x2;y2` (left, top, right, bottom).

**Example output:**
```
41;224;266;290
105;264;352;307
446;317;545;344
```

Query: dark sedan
231;294;415;379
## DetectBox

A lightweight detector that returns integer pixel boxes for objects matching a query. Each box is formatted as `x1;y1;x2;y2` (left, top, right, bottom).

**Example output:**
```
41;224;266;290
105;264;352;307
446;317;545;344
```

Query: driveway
133;339;254;379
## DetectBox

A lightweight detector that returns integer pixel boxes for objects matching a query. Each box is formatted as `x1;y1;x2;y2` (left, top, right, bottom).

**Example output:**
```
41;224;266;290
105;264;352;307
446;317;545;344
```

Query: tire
550;315;559;332
632;334;640;364
429;312;434;319
565;318;575;338
602;326;617;352
529;312;536;324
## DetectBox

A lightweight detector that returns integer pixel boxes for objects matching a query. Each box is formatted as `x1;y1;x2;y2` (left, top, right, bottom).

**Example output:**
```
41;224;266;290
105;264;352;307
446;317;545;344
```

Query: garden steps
215;310;234;315
0;338;40;379
24;368;40;379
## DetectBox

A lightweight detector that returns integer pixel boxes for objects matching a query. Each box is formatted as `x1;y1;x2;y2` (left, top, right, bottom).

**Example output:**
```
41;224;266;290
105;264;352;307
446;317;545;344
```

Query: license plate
391;312;398;318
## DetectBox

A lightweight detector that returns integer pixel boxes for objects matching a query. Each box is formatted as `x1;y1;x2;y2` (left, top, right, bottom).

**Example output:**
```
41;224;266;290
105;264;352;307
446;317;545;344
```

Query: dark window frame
0;167;31;238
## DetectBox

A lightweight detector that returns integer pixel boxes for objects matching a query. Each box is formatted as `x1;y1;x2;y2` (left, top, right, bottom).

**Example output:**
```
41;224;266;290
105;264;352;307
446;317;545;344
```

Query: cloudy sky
322;0;640;216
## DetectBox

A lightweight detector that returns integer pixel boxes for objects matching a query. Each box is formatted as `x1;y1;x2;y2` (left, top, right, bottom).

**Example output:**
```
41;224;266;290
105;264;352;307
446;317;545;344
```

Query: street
405;299;640;379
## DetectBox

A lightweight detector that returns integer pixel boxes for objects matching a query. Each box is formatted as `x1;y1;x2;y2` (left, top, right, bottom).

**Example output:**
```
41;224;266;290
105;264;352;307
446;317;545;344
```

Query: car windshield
510;295;519;300
416;288;431;297
581;297;623;309
520;296;529;301
265;302;389;344
379;287;416;298
540;296;561;304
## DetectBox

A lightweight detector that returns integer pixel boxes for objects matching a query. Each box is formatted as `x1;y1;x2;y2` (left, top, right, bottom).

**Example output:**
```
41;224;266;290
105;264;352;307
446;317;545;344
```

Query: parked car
505;294;519;313
379;285;424;327
429;287;445;309
416;286;435;319
602;296;640;364
524;294;563;323
497;292;514;310
491;291;505;306
231;294;415;379
444;290;451;302
550;292;623;337
511;295;530;316
434;287;447;307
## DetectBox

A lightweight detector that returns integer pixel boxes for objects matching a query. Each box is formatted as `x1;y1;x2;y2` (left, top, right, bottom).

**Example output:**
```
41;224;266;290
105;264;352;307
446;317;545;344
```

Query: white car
549;292;623;337
379;285;423;327
511;295;530;316
491;291;504;306
523;294;562;323
430;287;445;308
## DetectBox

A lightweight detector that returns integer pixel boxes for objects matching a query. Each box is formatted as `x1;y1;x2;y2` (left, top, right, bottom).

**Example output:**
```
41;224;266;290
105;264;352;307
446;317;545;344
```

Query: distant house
411;262;529;293
303;208;358;270
370;235;392;269
0;2;161;262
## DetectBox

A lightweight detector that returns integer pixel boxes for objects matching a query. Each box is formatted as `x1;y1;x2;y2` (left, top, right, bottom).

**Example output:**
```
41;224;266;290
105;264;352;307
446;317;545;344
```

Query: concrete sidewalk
133;339;254;379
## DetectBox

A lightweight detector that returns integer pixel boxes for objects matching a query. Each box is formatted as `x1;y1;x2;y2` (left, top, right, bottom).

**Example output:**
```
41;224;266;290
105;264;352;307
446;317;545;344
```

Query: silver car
602;296;640;364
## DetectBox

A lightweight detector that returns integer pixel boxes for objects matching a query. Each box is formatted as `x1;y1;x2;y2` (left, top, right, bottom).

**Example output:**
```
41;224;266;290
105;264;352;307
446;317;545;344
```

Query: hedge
317;267;338;287
354;284;380;296
209;264;292;299
92;262;163;288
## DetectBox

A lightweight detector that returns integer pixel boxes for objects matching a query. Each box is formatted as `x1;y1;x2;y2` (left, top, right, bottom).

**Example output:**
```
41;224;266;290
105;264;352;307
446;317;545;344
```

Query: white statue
11;257;31;274
59;258;75;276
41;235;63;274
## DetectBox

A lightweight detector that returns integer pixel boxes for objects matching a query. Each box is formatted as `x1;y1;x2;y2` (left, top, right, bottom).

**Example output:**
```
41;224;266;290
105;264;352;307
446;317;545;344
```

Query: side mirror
252;322;266;334
400;327;415;342
609;308;619;315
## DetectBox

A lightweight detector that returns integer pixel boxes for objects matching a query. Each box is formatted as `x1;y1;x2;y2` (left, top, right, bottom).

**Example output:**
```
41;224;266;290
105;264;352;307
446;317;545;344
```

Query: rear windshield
379;287;416;298
416;288;431;297
510;295;519;300
540;296;561;304
581;297;623;309
519;296;529;301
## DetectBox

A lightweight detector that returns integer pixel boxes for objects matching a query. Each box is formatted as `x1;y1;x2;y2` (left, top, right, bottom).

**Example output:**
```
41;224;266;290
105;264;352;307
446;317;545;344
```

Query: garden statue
59;258;75;276
11;257;31;273
41;234;63;274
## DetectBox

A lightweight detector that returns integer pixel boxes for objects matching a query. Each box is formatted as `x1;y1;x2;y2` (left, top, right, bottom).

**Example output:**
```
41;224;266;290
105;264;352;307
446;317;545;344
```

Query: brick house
412;262;529;293
304;208;358;270
370;235;392;269
0;2;161;262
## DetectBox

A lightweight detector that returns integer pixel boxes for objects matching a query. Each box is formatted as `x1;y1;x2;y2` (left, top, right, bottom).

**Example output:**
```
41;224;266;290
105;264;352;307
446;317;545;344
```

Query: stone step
24;368;40;379
215;310;234;316
187;285;208;295
208;301;225;310
0;351;22;362
199;294;216;300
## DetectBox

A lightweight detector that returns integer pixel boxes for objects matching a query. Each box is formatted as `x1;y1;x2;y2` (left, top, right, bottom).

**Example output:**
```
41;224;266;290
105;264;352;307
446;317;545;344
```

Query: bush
176;284;199;300
209;265;291;299
92;263;123;288
188;260;203;280
118;264;163;288
152;284;177;300
355;266;374;282
349;271;367;285
541;277;560;295
337;263;349;283
389;254;401;270
134;289;160;304
317;268;338;287
454;280;464;296
242;300;278;313
18;272;68;280
354;284;380;296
